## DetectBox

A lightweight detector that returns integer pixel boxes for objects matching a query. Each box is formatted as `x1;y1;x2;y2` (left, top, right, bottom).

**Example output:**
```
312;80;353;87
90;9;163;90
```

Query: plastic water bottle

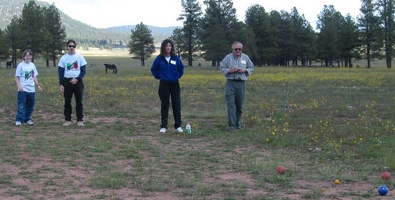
186;123;192;134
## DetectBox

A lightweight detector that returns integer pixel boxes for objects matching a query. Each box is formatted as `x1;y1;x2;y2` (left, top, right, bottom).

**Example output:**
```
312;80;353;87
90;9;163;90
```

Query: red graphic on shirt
73;61;78;69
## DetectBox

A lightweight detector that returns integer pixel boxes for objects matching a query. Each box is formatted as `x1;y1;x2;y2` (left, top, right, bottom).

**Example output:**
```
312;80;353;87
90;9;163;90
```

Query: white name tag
170;60;176;65
241;60;246;64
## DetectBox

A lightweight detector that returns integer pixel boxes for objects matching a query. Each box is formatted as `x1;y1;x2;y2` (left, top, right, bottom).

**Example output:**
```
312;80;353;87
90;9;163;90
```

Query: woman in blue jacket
151;39;184;133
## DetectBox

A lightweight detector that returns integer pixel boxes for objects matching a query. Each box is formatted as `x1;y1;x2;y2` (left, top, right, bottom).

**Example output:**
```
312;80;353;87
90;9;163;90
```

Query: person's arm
245;57;254;76
15;76;23;92
58;67;65;85
77;65;86;81
177;56;184;78
33;77;42;92
58;66;65;92
151;57;161;79
220;57;230;76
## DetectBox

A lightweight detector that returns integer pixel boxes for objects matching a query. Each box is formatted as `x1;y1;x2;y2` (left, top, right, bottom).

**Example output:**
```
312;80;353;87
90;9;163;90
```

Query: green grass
0;56;394;199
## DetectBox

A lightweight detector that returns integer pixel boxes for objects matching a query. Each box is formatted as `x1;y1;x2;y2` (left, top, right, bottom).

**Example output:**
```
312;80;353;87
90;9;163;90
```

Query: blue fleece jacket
151;55;184;83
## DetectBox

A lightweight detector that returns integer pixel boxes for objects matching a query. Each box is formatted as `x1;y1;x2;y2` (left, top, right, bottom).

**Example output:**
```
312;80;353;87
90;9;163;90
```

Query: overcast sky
40;0;361;29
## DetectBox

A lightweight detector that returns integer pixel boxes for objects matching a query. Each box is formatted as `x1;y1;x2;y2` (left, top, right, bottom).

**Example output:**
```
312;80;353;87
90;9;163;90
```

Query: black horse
104;64;118;74
6;60;12;69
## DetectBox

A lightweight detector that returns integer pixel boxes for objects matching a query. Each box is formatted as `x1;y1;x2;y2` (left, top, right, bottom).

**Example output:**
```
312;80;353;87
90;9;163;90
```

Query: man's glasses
233;48;242;51
68;45;76;48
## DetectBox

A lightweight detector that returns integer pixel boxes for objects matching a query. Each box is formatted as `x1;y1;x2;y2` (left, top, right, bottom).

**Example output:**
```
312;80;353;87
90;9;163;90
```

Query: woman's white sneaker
159;128;166;133
176;127;183;133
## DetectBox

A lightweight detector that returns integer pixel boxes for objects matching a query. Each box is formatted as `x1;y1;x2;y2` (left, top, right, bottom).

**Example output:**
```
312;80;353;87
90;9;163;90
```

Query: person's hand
70;78;78;85
17;86;23;92
238;69;246;73
37;85;42;92
229;66;238;73
59;85;64;93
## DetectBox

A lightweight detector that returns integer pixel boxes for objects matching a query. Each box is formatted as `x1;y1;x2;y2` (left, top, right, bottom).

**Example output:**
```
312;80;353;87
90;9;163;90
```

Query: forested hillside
0;0;177;47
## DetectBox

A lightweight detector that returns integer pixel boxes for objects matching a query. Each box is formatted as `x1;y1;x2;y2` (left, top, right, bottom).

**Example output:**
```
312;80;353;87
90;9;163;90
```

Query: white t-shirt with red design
15;61;38;93
58;53;87;78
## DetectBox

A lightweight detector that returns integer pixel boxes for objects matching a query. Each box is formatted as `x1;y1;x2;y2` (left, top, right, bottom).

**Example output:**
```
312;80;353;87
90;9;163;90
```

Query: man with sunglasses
220;41;254;131
58;39;87;127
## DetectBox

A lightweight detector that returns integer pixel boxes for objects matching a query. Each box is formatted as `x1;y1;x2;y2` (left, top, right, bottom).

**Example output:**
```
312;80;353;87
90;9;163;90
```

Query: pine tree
316;5;342;67
245;5;273;66
170;28;185;56
289;7;316;66
128;23;155;66
4;17;22;68
19;0;46;62
376;0;395;68
178;0;203;66
199;0;239;66
0;28;11;63
359;0;383;68
338;14;359;67
44;4;66;67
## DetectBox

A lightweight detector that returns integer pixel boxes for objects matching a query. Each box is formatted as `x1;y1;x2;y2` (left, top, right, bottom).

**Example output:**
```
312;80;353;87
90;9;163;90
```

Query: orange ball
276;165;285;174
335;179;340;184
381;172;391;180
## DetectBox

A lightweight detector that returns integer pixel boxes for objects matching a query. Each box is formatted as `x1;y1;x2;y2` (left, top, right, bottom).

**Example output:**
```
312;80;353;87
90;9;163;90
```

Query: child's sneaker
159;128;166;133
26;120;34;125
77;121;85;126
15;121;21;126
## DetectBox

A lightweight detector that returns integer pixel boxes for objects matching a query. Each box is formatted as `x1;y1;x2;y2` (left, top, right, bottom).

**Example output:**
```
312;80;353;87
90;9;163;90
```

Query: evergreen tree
0;28;11;63
276;10;293;66
376;0;395;68
128;23;155;66
44;4;66;67
288;9;300;66
289;7;316;66
19;0;46;62
170;28;185;56
316;5;342;67
199;0;239;66
178;0;203;66
4;17;22;68
229;21;252;55
358;0;383;68
240;23;258;66
338;14;360;67
245;5;273;66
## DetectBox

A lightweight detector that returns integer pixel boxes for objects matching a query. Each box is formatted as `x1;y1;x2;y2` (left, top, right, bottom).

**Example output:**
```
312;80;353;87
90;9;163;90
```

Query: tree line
166;0;393;68
1;0;394;68
0;0;65;67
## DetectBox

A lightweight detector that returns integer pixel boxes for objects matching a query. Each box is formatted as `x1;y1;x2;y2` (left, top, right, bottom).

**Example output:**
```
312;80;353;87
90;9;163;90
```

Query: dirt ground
0;108;394;199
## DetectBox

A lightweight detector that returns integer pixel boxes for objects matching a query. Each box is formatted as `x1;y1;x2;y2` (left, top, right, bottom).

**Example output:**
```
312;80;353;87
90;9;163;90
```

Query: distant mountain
0;0;178;47
106;25;179;46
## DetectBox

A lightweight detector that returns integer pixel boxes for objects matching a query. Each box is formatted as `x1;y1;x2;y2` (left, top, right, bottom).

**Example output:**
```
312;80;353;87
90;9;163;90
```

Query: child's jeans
16;91;35;122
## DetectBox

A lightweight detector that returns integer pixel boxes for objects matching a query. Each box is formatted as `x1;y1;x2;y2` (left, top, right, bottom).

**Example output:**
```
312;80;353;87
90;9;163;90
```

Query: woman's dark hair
66;39;77;46
160;39;176;57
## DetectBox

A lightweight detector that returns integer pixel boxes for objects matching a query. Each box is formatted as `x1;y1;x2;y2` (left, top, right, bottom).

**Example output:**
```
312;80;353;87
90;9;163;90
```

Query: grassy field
0;54;394;199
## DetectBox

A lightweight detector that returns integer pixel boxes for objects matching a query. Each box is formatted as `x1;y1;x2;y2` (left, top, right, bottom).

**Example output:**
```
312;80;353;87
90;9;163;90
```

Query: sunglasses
68;45;76;48
233;48;242;51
